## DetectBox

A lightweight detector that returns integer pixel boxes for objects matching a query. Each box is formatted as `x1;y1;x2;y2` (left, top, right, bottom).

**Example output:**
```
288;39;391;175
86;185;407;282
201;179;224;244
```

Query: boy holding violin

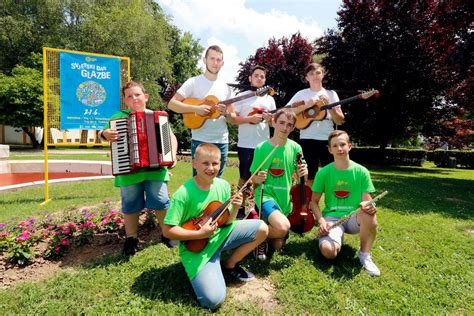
162;143;268;310
250;108;308;260
310;130;380;276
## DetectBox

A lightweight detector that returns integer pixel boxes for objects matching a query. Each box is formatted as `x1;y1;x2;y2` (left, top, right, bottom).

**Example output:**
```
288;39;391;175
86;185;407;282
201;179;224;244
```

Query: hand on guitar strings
216;103;227;116
195;104;212;116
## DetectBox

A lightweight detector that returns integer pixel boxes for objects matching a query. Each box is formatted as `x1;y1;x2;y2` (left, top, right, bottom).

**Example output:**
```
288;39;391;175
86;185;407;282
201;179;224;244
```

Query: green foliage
429;150;474;169
0;65;43;127
315;1;471;148
350;147;427;167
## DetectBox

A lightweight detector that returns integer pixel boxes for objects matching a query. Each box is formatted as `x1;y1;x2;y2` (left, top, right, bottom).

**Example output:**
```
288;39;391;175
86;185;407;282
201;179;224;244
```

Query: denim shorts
259;199;282;221
120;180;170;214
319;215;360;247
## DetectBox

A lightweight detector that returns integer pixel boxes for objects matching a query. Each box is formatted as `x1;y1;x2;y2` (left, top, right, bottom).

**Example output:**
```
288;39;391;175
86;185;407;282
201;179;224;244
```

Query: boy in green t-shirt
310;130;380;276
250;108;308;261
100;81;178;255
162;143;268;310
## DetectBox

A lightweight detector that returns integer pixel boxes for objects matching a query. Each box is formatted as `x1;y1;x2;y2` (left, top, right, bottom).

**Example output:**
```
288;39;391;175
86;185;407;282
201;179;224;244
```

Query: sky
157;0;343;84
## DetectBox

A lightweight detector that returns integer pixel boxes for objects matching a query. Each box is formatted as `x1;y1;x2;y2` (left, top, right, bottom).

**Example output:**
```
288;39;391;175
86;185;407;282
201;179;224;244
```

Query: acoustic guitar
295;89;380;129
182;86;274;129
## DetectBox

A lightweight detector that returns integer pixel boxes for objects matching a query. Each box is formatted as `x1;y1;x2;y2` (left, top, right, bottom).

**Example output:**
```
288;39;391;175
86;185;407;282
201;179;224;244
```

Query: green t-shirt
250;140;303;216
312;161;375;218
164;177;235;280
106;109;169;187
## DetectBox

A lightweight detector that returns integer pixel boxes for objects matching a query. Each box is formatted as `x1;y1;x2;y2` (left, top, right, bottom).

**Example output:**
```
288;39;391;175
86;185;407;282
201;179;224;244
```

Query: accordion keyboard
110;119;132;175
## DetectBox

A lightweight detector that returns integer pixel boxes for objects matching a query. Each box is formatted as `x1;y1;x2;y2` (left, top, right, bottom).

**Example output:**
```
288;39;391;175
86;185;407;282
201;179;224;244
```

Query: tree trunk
22;127;40;149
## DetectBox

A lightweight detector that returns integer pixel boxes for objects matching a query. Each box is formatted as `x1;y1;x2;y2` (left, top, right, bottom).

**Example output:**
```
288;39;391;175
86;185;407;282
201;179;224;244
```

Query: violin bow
213;144;280;223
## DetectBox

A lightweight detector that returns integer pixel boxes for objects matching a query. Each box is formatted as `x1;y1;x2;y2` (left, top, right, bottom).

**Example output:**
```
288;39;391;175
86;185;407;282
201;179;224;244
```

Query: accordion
110;110;174;176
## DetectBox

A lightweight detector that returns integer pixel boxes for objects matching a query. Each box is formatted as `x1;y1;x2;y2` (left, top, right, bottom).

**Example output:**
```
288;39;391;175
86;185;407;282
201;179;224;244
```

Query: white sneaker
358;251;381;276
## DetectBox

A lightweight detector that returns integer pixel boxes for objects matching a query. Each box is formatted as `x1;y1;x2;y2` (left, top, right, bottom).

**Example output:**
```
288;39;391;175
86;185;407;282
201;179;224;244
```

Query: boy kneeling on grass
162;143;268;310
310;130;381;276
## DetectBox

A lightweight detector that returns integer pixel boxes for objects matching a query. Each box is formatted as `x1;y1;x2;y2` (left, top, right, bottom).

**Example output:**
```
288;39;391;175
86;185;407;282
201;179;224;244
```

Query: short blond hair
194;143;221;160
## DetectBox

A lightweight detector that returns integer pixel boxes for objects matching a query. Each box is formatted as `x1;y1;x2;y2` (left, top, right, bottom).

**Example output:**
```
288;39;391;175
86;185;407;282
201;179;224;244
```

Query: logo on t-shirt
333;180;350;199
269;157;284;177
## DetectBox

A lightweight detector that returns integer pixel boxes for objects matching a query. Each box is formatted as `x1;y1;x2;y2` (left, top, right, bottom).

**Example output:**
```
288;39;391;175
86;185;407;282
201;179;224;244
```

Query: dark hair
304;62;325;76
121;80;146;96
205;45;223;58
250;65;267;76
273;108;296;124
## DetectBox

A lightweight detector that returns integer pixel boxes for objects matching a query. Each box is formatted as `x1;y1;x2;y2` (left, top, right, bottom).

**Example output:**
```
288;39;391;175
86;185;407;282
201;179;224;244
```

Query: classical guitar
295;89;380;129
182;86;275;129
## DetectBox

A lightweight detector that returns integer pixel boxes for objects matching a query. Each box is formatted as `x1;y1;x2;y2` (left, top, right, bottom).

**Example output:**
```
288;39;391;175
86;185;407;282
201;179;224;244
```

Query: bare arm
168;93;211;116
329;106;345;125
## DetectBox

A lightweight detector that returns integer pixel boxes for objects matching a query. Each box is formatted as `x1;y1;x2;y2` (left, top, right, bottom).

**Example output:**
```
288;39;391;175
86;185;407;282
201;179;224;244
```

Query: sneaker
253;241;268;261
161;236;178;248
222;264;255;282
358;251;381;276
123;236;139;256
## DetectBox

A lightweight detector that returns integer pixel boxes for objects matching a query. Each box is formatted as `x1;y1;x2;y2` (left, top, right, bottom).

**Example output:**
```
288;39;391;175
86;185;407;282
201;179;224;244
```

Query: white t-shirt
288;88;340;140
234;92;276;148
177;74;232;143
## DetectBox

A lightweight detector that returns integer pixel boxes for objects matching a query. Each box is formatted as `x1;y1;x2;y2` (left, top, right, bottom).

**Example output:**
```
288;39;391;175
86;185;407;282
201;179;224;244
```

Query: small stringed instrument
182;86;275;129
295;89;380;129
288;153;315;234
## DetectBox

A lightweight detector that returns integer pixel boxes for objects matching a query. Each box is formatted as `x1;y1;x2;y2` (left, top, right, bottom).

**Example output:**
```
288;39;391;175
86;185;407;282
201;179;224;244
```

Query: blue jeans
191;140;228;177
120;180;169;214
190;219;263;310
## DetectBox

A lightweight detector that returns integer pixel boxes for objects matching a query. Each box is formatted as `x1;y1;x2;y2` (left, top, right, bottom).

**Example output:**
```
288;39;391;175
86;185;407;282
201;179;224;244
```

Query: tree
0;0;202;147
0;65;43;148
315;0;472;149
236;33;313;107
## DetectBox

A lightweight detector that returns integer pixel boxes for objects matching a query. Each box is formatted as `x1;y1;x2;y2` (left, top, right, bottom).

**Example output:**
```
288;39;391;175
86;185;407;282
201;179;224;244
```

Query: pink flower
47;225;56;230
54;246;60;252
109;210;118;216
101;219;109;225
60;239;69;246
0;232;9;238
16;230;30;242
68;223;76;229
0;223;6;229
17;221;27;228
114;218;123;224
62;230;71;235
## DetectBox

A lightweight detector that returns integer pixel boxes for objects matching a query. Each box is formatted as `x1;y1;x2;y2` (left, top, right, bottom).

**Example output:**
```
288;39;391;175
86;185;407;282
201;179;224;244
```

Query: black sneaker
161;236;178;248
122;236;139;256
222;264;255;282
253;241;268;261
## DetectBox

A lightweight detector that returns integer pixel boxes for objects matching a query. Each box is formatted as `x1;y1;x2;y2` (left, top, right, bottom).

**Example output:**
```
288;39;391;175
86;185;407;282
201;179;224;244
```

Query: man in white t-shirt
168;45;233;177
289;63;345;187
228;65;276;218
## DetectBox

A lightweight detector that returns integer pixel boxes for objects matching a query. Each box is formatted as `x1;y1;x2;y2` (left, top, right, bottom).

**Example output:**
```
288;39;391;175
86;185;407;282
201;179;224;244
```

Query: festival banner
59;52;120;130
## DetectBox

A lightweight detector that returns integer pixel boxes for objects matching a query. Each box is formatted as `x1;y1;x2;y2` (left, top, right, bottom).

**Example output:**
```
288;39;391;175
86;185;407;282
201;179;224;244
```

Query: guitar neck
222;91;257;105
320;94;363;111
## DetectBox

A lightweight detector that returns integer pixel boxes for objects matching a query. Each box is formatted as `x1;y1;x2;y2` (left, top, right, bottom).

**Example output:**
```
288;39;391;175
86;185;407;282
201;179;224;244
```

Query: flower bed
0;206;157;267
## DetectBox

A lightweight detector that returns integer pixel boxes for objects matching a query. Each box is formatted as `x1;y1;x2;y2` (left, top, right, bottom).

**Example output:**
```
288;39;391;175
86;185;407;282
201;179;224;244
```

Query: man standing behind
228;65;276;215
168;45;232;177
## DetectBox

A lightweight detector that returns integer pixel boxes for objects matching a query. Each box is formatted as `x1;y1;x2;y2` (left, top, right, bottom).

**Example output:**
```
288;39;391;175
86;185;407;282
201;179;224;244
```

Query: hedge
350;147;473;168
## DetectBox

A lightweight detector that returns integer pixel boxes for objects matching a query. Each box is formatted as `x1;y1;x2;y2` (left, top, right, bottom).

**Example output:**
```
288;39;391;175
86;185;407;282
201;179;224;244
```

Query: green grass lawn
0;152;473;314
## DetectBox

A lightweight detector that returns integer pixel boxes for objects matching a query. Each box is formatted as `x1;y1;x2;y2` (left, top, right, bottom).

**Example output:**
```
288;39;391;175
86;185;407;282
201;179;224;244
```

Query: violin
182;200;232;252
288;153;315;234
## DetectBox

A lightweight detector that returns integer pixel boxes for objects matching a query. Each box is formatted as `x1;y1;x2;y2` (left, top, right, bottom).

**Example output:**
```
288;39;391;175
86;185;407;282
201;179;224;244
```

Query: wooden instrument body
295;99;329;129
182;95;221;129
288;153;315;234
182;200;230;253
